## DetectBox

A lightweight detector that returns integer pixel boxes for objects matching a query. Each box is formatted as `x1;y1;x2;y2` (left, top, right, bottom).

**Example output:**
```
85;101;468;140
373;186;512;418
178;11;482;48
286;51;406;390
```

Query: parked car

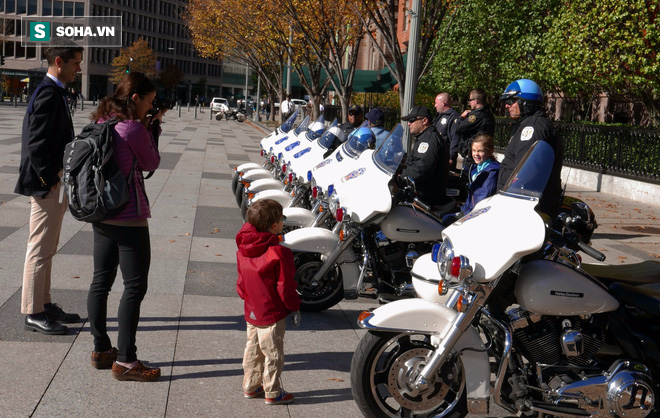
210;97;229;113
291;99;308;110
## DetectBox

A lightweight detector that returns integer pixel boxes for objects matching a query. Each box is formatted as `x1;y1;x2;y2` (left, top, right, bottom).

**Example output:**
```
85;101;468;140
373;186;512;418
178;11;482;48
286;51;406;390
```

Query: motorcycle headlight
329;193;340;217
438;239;454;280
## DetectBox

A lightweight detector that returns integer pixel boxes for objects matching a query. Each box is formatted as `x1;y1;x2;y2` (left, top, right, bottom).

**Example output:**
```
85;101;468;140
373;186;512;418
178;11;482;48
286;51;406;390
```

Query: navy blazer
15;77;74;197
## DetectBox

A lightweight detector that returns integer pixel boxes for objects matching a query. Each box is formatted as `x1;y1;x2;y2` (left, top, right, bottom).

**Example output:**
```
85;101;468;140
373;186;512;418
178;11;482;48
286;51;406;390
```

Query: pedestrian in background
15;39;84;335
365;108;390;150
432;93;461;171
454;88;495;174
280;94;294;121
236;199;301;405
87;72;162;382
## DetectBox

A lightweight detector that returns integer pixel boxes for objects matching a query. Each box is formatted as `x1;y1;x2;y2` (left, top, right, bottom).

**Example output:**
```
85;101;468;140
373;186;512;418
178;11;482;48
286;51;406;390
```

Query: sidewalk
0;106;658;417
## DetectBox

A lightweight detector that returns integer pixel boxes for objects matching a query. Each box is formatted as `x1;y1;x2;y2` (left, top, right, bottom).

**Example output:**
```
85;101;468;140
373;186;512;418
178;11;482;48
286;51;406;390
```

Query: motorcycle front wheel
293;253;343;312
351;331;467;418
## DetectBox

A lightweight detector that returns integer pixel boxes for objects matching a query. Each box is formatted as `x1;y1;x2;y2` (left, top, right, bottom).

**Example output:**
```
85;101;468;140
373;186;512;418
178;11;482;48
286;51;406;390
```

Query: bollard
14;95;17;107
209;109;213;120
187;103;190;112
194;105;197;119
178;105;182;117
81;100;84;111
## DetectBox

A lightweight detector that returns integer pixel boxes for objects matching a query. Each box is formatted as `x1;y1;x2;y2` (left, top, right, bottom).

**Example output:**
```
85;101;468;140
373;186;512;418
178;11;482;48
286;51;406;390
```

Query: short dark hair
43;38;84;65
247;199;283;233
470;88;486;104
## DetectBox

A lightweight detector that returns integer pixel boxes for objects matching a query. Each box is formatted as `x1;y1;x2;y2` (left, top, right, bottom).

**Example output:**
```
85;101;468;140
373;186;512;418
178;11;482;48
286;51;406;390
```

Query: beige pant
242;318;286;398
21;181;67;314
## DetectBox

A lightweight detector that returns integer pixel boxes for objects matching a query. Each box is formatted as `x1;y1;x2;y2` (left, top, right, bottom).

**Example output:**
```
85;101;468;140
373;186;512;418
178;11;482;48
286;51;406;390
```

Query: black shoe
44;303;80;323
24;315;68;335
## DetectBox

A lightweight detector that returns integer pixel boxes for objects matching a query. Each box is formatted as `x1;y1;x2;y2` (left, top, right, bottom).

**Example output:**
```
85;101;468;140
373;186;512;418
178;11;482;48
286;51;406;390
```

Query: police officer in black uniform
498;79;564;218
339;104;364;138
453;88;495;173
400;106;453;213
432;92;461;171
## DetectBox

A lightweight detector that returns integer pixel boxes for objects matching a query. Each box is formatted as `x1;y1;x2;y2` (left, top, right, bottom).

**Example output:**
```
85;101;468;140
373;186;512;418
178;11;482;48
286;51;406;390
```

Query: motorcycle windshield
317;120;340;149
294;115;310;136
373;124;405;175
280;109;300;133
305;115;327;141
343;121;370;158
502;140;554;198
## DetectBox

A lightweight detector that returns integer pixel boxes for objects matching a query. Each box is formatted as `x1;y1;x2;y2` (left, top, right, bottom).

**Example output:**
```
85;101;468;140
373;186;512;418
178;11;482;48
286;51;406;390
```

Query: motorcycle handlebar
577;240;606;262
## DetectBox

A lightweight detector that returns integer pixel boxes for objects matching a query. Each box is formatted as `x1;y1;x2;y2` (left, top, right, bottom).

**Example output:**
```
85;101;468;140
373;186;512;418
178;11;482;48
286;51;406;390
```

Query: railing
495;119;660;184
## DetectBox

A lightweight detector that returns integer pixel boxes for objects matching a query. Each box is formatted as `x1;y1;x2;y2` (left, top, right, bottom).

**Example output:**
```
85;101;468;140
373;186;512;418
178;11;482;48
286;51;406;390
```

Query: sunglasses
504;98;519;106
406;117;424;123
468;98;477;102
280;215;287;222
348;112;360;116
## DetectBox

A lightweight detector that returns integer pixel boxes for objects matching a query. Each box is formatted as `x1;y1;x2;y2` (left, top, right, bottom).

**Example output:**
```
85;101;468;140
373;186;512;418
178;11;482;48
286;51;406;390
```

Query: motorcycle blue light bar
328;184;334;195
307;170;312;181
431;243;441;262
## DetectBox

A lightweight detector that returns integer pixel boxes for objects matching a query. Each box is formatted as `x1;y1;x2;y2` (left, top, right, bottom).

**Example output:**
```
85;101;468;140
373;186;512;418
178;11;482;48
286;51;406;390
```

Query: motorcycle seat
582;260;660;286
608;281;660;317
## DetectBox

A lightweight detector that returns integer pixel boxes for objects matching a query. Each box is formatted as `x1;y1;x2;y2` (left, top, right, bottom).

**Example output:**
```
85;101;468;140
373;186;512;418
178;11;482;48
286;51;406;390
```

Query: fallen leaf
618;256;627;260
185;233;191;236
215;254;222;256
326;378;344;382
72;275;80;278
170;240;176;242
204;245;209;247
214;228;220;232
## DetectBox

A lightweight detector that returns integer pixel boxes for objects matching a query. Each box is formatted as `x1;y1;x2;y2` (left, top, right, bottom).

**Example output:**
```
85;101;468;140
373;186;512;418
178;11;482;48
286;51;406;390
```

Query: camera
148;98;173;116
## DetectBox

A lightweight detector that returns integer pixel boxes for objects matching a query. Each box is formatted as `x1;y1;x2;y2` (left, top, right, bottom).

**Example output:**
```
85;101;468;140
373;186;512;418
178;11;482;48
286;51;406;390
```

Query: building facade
1;0;252;103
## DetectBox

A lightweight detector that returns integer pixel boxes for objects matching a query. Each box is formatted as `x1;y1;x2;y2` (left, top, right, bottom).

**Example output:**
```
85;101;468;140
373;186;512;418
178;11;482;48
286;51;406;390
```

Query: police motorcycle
245;124;373;229
234;113;310;206
350;140;660;418
231;110;300;197
280;124;460;312
239;116;330;216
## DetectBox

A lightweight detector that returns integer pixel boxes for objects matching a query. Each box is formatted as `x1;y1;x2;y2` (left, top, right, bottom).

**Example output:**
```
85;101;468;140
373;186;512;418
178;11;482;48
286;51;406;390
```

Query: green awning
284;65;399;93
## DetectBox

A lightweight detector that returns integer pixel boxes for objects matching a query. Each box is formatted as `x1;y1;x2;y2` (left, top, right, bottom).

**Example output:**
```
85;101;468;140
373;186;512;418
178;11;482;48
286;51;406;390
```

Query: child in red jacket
236;199;301;405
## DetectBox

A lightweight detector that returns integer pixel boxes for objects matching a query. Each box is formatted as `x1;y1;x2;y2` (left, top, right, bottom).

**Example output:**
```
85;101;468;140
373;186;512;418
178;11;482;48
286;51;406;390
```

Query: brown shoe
112;361;161;382
91;348;118;369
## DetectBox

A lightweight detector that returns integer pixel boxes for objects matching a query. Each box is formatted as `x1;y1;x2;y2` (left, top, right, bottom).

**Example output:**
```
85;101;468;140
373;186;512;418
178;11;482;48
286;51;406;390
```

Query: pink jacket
104;119;160;220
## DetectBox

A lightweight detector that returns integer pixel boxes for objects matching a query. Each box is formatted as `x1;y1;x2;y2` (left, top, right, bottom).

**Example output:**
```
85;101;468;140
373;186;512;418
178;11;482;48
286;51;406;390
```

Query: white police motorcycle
350;140;660;418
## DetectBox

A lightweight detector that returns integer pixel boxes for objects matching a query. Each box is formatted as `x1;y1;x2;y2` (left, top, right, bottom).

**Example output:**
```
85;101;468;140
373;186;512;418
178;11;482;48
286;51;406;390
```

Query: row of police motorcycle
231;111;660;417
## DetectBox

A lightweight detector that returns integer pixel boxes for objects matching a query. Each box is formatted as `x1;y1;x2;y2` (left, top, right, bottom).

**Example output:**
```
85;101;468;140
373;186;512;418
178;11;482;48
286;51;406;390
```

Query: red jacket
236;223;300;326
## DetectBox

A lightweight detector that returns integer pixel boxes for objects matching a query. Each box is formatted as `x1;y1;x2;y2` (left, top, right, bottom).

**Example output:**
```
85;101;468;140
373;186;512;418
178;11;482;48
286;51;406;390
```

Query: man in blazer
15;39;84;335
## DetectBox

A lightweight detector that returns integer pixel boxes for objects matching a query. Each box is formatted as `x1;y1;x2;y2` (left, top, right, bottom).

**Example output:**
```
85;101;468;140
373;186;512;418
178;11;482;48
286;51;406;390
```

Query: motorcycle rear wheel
351;331;467;418
293;254;343;312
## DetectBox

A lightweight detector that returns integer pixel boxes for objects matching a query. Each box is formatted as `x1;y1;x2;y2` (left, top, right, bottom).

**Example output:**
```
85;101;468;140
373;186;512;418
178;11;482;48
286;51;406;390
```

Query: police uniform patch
440;117;447;125
417;142;429;153
468;115;477;123
521;126;535;141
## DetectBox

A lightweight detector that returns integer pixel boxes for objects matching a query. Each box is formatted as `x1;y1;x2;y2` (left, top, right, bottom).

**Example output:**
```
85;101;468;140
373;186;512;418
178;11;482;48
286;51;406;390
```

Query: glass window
74;2;83;16
6;0;15;13
4;19;15;35
64;1;73;16
53;0;62;16
5;41;15;56
17;0;25;14
27;0;36;14
43;0;52;15
15;43;25;58
26;45;36;58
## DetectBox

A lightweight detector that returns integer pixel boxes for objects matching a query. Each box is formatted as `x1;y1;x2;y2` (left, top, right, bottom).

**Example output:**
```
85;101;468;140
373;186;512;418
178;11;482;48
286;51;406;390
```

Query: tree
540;0;660;127
421;0;561;110
282;0;366;121
109;38;158;84
353;0;459;110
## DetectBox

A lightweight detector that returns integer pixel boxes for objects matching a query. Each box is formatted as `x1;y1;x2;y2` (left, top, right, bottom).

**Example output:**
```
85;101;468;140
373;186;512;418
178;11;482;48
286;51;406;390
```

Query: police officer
453;88;495;173
432;92;461;171
340;104;364;138
400;105;453;212
497;79;564;218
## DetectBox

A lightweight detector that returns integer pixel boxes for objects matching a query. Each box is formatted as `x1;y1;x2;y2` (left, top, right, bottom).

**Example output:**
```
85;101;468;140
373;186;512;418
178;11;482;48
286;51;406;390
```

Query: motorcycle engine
507;308;656;417
507;307;606;367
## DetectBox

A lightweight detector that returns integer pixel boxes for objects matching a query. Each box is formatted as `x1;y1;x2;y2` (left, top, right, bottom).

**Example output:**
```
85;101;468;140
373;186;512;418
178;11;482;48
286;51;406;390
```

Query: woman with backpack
87;72;162;382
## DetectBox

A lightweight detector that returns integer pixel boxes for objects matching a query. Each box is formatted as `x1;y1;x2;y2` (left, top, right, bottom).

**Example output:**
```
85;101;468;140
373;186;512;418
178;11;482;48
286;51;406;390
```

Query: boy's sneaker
244;386;264;398
265;390;295;405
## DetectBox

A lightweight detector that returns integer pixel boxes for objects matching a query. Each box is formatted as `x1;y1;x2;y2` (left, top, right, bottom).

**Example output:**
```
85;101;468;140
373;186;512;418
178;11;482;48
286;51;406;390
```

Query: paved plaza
0;102;658;417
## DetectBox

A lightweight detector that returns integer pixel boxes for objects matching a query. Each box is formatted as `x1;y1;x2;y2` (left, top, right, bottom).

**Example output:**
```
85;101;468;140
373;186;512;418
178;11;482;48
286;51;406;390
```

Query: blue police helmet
500;79;543;102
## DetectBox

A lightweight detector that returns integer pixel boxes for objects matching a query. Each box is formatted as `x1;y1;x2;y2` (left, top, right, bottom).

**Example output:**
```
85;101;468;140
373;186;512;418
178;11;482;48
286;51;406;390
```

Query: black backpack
62;118;134;222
